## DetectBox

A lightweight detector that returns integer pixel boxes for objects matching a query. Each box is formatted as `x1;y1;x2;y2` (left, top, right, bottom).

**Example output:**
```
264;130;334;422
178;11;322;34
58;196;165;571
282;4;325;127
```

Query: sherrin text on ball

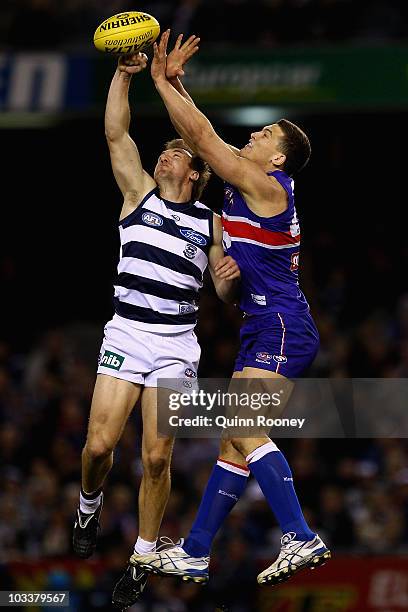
94;11;160;55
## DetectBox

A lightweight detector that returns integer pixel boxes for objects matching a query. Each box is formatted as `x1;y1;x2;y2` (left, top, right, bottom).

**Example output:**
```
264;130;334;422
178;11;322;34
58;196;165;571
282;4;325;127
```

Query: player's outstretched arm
208;215;240;304
105;54;156;213
152;32;282;205
165;32;200;106
164;31;239;155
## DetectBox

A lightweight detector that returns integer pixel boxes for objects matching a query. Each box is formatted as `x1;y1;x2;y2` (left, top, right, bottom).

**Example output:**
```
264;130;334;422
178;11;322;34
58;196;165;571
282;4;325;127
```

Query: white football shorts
97;314;200;390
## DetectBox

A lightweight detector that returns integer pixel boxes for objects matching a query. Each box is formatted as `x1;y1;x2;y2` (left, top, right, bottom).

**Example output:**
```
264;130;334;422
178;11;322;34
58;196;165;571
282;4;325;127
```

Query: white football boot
257;532;331;586
130;537;209;584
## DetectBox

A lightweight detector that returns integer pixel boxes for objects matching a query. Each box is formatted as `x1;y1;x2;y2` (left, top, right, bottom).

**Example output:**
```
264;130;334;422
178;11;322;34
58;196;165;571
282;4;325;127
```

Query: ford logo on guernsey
142;212;163;227
180;229;207;246
273;355;288;363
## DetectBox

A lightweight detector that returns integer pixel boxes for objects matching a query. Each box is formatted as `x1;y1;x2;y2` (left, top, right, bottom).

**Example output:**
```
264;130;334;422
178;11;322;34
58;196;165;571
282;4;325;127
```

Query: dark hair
165;138;211;201
277;119;311;176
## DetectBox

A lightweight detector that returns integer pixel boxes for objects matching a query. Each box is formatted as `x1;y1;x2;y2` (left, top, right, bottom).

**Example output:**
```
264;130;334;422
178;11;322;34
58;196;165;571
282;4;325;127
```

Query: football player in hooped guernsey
132;30;331;587
72;36;241;611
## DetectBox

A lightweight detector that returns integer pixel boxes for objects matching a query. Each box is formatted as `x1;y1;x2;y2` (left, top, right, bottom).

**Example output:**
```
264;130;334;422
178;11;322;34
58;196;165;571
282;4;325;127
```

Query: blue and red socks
246;441;315;541
182;441;314;558
182;459;249;557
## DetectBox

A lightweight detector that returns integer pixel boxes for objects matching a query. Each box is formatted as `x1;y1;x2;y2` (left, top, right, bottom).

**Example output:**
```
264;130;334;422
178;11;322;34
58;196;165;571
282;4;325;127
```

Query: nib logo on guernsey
99;350;124;370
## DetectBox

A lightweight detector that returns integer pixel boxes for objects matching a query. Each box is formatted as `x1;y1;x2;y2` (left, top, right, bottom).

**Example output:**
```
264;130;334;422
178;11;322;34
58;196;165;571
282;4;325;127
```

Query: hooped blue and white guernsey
222;170;309;315
114;188;213;333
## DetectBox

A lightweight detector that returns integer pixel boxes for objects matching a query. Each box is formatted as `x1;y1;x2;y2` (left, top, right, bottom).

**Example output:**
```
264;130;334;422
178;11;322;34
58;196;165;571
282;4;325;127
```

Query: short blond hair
165;138;211;201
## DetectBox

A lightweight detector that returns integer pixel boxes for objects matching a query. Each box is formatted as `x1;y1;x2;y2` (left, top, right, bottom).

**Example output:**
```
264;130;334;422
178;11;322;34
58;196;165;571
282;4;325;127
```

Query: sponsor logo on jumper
284;476;294;482
179;303;195;315
142;212;163;227
218;489;238;501
290;208;300;237
180;229;207;246
251;293;266;306
225;186;234;206
273;355;287;364
184;368;197;378
172;214;180;221
183;243;198;259
100;350;124;370
290;252;299;271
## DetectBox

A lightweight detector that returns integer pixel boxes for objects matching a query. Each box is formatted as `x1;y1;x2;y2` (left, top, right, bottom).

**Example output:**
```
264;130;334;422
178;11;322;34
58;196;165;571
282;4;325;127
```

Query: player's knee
143;448;171;481
84;436;114;461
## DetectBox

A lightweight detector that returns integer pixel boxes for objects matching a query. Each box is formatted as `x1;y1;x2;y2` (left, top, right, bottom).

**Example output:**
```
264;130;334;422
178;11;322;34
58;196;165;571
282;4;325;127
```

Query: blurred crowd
1;270;408;607
1;0;407;51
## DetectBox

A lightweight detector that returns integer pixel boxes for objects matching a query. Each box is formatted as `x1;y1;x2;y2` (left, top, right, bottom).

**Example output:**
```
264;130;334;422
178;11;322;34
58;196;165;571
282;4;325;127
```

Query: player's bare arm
164;30;240;157
166;32;200;105
151;32;287;216
208;215;240;304
163;31;200;154
105;53;156;219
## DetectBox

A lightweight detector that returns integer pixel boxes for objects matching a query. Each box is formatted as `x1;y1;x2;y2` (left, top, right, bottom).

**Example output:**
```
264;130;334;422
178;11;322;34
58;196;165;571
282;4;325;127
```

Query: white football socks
134;536;157;555
79;489;103;514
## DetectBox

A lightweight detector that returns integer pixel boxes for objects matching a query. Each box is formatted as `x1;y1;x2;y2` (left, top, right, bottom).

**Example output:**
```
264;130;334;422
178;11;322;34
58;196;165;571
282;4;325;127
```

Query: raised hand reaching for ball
166;33;200;79
118;52;148;75
152;29;200;83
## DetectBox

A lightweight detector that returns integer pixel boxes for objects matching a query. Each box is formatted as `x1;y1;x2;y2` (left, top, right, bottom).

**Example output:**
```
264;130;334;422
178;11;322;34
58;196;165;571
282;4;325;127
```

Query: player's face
154;148;194;183
241;124;285;166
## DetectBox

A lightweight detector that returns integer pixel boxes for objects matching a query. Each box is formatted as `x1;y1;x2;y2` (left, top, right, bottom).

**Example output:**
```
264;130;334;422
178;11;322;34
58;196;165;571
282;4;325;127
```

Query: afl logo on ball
273;355;288;364
183;244;198;259
180;229;207;246
142;212;163;227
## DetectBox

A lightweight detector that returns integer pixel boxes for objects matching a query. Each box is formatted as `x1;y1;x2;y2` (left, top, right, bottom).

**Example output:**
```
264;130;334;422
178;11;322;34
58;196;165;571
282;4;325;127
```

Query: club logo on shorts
180;229;207;246
142;212;163;227
179;303;196;314
172;214;180;221
99;350;124;370
183;380;193;389
185;368;197;378
273;354;288;364
256;351;273;364
183;243;198;259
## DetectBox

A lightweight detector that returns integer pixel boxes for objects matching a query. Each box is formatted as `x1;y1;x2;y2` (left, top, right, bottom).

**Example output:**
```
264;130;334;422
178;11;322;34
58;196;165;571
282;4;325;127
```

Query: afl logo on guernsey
180;229;207;246
256;352;273;362
142;212;163;227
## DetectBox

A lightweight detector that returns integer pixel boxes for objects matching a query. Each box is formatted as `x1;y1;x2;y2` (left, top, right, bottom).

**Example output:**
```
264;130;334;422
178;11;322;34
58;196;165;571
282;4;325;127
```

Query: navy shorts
234;310;319;378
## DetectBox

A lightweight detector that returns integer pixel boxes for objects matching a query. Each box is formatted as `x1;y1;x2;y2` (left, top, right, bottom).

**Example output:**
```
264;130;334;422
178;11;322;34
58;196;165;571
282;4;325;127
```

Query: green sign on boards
95;45;408;110
0;46;407;119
